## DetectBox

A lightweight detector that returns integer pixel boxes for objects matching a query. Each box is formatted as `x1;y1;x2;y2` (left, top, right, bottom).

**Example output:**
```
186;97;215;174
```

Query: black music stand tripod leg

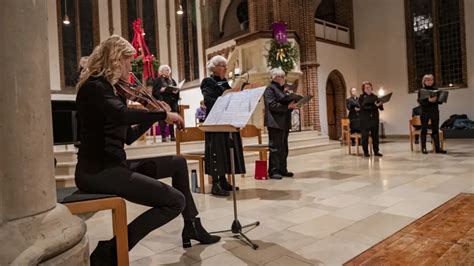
209;131;260;250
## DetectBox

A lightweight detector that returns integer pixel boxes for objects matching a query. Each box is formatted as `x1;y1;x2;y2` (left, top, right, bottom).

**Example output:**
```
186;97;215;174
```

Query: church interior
1;0;473;265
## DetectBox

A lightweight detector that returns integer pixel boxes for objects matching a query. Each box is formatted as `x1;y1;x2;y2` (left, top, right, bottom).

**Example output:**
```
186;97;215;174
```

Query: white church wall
353;0;474;135
180;87;204;128
316;42;358;136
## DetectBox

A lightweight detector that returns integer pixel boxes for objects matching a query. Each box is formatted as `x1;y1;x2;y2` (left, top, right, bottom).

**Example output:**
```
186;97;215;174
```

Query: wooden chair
240;124;269;161
57;187;129;266
409;116;445;152
240;124;269;178
175;127;209;193
341;118;372;156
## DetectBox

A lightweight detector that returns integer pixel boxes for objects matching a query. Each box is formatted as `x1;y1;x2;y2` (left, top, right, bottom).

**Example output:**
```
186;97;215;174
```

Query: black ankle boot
182;218;221;248
90;237;117;266
422;147;428;154
219;177;239;191
211;182;230;196
435;149;447;154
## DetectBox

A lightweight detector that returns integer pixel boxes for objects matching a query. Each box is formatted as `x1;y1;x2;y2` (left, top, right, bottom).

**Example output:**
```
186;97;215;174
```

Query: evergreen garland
131;55;159;82
265;39;299;73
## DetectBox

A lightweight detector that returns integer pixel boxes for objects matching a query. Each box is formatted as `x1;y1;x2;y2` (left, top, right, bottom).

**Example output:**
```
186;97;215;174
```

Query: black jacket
76;76;167;173
346;96;360;121
359;93;383;128
417;86;440;113
200;75;230;117
264;81;292;130
152;75;179;105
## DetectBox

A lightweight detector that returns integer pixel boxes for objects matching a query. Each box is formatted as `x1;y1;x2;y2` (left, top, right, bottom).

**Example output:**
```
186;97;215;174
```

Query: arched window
57;0;99;89
221;0;248;38
177;0;199;82
315;0;336;24
120;0;159;57
405;0;467;92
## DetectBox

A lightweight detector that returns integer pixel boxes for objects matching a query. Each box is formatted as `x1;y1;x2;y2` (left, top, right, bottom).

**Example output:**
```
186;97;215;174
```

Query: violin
114;72;171;112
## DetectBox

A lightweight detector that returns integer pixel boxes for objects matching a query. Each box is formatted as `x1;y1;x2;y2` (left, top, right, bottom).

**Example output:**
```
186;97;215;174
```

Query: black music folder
295;95;313;108
419;89;449;103
378;92;392;104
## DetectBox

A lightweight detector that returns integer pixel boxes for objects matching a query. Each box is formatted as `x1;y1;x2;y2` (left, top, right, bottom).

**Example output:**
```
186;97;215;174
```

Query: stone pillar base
0;204;88;265
40;236;89;266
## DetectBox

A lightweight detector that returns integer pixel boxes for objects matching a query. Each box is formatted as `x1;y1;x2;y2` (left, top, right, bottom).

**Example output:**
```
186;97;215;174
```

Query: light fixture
177;3;184;15
378;87;385;97
63;0;70;25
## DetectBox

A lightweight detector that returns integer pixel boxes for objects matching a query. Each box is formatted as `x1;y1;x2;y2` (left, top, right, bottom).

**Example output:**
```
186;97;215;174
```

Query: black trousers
361;124;379;155
75;156;198;250
268;127;289;175
420;110;440;149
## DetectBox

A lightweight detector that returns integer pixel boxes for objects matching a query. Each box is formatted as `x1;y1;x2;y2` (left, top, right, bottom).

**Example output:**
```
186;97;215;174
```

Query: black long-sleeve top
359;93;384;127
200;75;230;117
152;75;179;104
346;96;360;120
417;86;441;113
264;81;293;130
76;76;167;173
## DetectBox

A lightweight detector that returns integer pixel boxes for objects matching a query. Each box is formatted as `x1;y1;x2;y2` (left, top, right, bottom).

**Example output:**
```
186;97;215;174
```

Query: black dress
200;76;246;177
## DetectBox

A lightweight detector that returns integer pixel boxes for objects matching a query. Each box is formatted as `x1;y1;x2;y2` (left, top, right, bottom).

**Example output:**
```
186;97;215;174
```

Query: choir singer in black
200;55;245;197
264;68;298;179
152;64;179;142
346;87;360;145
359;81;384;157
417;74;447;154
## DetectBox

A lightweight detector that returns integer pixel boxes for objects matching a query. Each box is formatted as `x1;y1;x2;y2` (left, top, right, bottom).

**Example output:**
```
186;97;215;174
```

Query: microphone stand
208;128;260;250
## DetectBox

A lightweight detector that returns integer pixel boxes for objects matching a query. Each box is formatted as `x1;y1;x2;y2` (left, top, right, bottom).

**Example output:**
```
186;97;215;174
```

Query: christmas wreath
265;39;299;73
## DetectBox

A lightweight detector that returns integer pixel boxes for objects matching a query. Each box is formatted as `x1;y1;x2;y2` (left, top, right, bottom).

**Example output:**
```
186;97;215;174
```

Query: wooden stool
57;187;129;266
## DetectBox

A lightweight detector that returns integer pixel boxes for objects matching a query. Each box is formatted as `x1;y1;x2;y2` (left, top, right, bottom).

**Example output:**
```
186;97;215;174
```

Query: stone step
53;130;326;163
54;131;337;183
55;142;340;187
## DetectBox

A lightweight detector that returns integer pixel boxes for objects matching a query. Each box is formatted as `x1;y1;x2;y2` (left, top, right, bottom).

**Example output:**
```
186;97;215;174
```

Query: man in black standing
264;68;297;179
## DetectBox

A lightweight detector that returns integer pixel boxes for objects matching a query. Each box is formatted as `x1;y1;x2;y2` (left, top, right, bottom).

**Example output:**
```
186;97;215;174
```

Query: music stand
199;125;260;249
198;87;266;250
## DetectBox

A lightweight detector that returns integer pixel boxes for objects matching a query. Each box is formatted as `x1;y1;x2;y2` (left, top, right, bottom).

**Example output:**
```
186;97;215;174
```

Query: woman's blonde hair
76;35;136;90
422;74;434;87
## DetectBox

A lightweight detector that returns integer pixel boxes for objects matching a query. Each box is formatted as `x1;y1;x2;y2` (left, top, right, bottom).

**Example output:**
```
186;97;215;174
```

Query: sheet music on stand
203;87;266;129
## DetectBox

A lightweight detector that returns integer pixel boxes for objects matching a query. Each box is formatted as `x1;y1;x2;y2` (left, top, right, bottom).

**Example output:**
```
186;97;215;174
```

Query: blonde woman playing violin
75;35;220;265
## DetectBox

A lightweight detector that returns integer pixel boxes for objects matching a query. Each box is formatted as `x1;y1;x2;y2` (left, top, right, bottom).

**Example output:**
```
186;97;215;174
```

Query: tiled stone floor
83;139;474;265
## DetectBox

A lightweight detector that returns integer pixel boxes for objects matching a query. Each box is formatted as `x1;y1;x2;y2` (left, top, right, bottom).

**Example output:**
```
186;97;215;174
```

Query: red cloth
131;19;156;81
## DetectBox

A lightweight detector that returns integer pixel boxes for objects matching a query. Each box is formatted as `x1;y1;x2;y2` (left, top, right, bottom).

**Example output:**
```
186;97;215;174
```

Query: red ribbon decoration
131;18;156;81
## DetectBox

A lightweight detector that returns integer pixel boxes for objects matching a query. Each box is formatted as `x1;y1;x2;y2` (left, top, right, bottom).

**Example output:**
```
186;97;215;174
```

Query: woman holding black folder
359;81;384;157
200;55;245;196
152;65;179;142
417;74;447;154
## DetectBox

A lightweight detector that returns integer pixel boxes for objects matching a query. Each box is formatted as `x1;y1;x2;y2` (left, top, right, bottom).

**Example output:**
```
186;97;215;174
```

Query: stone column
0;0;88;265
